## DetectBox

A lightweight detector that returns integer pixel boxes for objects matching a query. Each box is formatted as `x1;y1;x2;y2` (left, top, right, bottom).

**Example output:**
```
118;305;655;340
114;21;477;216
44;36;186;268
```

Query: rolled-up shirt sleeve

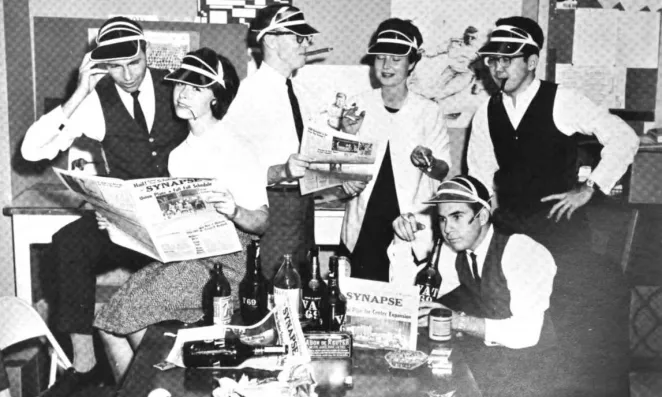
484;234;557;349
21;91;105;161
553;87;639;194
467;100;499;195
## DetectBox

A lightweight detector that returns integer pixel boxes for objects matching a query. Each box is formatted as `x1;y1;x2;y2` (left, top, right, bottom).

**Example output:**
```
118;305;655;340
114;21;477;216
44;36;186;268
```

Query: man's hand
339;105;365;135
540;184;595;222
285;153;311;180
95;211;110;230
341;180;367;198
75;52;108;99
418;300;446;327
393;212;426;242
208;189;239;221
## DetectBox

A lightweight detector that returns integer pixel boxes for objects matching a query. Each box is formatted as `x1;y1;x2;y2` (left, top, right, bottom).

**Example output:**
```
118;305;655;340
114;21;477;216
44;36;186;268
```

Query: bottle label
418;284;439;302
429;315;451;341
274;288;301;319
242;296;258;309
302;296;322;320
213;296;232;325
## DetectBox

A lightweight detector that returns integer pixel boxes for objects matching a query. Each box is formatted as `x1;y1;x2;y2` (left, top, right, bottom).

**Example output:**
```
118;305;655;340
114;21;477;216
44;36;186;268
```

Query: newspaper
166;303;310;369
299;123;375;199
342;277;419;351
54;167;242;263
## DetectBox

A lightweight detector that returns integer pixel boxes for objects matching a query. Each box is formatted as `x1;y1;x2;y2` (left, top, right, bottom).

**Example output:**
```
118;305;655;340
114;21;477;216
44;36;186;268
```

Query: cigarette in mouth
304;47;333;56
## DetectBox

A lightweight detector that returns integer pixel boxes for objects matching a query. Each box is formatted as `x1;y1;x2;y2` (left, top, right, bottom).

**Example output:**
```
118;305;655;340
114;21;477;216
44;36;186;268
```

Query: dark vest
96;68;188;180
440;229;558;396
488;81;577;214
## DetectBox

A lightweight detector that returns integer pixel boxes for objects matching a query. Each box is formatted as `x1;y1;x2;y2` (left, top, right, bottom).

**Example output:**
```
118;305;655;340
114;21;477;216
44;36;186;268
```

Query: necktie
286;79;304;142
469;252;481;284
131;90;149;133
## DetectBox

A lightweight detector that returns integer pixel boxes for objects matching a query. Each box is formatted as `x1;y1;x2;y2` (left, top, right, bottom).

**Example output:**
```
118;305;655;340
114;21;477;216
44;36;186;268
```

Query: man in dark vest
416;175;557;396
20;16;187;382
467;16;638;396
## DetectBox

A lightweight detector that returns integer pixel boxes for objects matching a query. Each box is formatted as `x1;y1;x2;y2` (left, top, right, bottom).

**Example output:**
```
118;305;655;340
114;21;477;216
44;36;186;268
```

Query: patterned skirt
94;230;252;335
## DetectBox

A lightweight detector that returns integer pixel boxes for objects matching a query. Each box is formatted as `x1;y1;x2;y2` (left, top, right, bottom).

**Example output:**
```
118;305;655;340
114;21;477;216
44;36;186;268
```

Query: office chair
0;297;72;388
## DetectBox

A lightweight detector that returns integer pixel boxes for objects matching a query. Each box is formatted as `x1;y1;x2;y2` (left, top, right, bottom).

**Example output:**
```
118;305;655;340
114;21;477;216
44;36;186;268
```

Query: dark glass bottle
322;256;347;331
239;239;268;325
203;262;232;325
183;338;288;368
415;237;443;303
273;254;302;319
302;247;328;329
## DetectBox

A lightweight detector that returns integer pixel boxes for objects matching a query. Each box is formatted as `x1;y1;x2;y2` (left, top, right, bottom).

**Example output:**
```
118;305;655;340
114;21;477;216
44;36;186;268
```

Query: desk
3;184;345;301
117;323;481;397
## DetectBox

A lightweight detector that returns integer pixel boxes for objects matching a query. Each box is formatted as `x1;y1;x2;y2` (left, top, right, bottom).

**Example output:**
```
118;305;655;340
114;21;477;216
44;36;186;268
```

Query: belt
267;184;300;193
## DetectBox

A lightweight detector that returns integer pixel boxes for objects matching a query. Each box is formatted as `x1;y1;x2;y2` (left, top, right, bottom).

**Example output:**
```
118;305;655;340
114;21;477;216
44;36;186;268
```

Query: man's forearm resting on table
455;314;486;340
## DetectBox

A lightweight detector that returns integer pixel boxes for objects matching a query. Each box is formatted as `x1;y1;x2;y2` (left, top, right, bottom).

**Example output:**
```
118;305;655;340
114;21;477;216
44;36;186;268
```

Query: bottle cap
430;308;452;318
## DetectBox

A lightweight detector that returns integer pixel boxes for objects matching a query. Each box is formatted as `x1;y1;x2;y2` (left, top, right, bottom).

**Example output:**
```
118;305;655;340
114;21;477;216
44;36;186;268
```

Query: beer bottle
272;254;302;319
302;247;328;330
203;262;232;326
415;236;443;307
239;239;268;325
183;338;288;368
323;256;347;331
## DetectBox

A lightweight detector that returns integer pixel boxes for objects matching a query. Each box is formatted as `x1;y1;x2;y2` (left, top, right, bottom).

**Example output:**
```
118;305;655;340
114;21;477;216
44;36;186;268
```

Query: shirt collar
466;224;494;267
259;61;289;85
503;78;540;109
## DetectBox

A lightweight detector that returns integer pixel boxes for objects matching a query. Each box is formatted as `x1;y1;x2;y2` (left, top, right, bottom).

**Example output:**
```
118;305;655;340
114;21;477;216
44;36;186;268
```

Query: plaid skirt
94;230;252;335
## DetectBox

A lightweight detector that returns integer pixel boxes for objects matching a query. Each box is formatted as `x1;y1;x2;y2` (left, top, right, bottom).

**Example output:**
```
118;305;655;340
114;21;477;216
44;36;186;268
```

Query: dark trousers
260;188;315;282
51;214;152;334
494;208;630;397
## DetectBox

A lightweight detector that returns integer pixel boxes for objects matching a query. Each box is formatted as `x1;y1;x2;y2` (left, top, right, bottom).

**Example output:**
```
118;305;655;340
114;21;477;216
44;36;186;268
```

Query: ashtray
384;350;428;370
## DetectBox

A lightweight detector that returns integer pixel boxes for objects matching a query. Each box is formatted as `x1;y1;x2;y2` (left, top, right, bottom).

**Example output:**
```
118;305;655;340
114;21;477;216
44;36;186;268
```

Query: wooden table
117;323;481;397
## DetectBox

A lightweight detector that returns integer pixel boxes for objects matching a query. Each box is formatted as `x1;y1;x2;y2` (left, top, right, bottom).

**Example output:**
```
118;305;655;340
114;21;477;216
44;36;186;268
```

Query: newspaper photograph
299;123;375;197
166;303;310;369
342;277;419;351
54;168;242;263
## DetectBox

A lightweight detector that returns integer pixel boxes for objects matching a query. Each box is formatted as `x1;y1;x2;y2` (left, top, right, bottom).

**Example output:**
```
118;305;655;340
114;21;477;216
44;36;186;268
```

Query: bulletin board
547;0;662;134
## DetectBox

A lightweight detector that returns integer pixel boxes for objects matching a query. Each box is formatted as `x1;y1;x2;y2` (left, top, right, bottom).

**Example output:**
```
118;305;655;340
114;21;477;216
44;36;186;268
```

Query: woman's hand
341;180;367;198
95;211;110;230
410;145;434;170
208;189;239;221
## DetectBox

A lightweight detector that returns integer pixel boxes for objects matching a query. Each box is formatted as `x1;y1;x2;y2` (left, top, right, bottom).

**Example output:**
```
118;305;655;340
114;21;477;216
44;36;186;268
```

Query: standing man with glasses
220;5;319;280
467;16;638;396
20;16;187;384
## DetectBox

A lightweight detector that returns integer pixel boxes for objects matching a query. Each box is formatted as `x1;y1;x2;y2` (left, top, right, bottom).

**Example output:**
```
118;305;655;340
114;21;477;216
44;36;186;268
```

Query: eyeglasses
266;32;313;45
483;54;525;68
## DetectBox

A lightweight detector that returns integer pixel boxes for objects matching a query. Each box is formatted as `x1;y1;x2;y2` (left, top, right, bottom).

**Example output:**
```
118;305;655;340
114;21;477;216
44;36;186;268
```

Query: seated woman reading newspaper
93;47;269;383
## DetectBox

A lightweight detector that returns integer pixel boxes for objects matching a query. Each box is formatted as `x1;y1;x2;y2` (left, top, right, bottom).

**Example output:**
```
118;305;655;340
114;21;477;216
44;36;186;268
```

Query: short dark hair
210;54;240;120
366;18;423;72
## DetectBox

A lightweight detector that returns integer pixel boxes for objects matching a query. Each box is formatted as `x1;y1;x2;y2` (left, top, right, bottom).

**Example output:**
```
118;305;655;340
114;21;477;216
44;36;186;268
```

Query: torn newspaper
298;123;375;201
54;167;241;263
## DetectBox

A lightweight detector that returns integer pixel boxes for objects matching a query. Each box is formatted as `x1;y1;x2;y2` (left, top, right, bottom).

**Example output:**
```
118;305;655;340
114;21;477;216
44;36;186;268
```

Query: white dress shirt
468;78;639;195
341;89;452;258
218;62;301;182
21;69;156;161
168;129;268;211
437;225;557;349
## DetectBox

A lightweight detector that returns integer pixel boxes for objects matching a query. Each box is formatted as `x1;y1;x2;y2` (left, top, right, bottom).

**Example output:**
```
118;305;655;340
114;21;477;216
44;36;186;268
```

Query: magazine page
341;277;419;351
126;177;242;262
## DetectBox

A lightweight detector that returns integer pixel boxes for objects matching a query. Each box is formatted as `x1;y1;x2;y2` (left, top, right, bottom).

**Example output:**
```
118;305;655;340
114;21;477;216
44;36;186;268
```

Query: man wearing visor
467;16;637;396
220;5;319;280
20;16;187;380
415;175;557;396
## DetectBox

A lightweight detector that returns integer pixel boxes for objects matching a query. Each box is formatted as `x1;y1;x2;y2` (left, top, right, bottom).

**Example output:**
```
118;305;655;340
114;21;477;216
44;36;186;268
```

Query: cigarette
304;47;333;56
422;153;432;168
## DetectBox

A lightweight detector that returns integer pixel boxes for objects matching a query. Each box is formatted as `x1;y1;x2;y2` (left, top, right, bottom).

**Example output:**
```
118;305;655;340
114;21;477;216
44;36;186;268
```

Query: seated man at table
397;176;558;397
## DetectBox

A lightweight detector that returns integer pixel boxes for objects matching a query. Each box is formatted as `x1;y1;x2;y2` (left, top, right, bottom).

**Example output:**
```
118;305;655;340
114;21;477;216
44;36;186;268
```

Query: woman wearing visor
93;47;269;382
338;18;451;282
